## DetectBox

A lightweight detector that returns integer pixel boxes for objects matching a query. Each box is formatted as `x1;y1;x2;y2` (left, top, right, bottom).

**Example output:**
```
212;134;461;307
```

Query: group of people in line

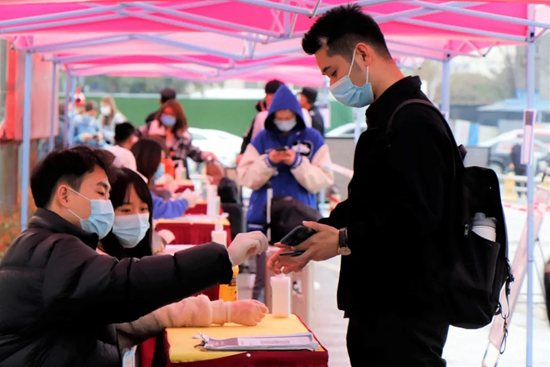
1;4;525;367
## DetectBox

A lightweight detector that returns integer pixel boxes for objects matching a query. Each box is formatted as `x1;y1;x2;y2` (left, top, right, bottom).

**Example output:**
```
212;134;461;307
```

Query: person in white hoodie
98;168;269;355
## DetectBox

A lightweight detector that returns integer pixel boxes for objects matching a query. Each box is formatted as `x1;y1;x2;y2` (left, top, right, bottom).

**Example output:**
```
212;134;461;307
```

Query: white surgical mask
275;119;297;132
100;106;112;116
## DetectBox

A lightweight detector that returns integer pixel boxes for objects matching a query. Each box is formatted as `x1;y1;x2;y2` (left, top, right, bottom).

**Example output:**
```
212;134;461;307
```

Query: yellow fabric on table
166;314;325;363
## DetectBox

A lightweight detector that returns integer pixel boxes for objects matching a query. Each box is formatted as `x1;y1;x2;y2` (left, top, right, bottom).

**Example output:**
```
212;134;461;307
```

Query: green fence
83;96;354;136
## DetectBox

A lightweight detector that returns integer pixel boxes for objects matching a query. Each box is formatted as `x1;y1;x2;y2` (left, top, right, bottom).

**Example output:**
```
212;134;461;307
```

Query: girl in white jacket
98;167;268;352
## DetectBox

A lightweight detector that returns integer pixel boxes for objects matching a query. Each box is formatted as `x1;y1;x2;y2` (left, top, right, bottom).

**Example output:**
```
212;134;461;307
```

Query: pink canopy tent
3;0;549;236
1;1;549;86
1;2;549;364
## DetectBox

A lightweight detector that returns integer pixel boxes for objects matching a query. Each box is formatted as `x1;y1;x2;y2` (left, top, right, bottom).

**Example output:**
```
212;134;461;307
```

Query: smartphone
275;146;289;152
279;251;306;257
279;225;317;248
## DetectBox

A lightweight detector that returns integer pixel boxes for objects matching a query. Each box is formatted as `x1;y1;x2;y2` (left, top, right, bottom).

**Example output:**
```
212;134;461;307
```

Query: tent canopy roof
1;0;548;85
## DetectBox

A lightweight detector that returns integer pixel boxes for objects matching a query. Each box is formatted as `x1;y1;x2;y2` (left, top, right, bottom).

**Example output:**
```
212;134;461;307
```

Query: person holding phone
267;5;457;367
237;84;334;302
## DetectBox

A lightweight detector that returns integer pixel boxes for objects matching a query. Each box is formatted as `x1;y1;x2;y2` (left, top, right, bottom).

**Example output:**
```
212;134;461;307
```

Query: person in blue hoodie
238;84;334;301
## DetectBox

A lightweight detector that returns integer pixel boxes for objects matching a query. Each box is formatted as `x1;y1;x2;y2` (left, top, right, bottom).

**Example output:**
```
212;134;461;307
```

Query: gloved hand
227;232;268;266
78;132;93;142
179;189;199;208
211;299;268;326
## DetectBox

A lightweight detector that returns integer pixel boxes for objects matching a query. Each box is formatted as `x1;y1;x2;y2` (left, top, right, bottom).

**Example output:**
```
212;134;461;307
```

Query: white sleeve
302;108;312;128
237;144;276;190
113;113;127;124
291;144;334;193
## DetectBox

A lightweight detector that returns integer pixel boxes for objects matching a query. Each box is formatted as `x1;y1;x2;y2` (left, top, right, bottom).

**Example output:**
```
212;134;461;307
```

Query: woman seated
131;138;199;220
98;167;268;352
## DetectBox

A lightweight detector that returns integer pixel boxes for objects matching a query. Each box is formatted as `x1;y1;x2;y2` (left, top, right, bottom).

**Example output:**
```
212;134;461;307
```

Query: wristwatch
338;228;352;256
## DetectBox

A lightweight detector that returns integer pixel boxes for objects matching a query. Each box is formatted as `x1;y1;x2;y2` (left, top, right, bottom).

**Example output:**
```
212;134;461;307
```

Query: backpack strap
385;98;465;176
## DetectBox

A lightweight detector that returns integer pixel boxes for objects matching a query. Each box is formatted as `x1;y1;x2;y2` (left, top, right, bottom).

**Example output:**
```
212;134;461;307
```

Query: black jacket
308;106;325;137
321;77;455;316
0;208;232;366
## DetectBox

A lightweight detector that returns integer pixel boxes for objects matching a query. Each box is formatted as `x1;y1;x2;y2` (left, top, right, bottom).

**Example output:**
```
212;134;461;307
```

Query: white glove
211;299;268;326
227;232;269;266
179;189;199;208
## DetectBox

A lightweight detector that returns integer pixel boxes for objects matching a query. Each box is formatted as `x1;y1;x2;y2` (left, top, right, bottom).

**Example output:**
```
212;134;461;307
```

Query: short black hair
160;88;177;103
30;146;112;208
301;87;318;105
84;100;98;112
265;80;284;95
302;4;391;61
114;122;136;144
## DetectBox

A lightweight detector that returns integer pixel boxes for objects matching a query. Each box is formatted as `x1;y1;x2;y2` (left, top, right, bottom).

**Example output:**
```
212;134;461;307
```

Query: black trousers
346;309;449;367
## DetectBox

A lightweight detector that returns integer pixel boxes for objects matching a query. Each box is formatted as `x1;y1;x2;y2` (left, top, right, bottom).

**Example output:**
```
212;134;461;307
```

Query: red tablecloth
184;202;224;216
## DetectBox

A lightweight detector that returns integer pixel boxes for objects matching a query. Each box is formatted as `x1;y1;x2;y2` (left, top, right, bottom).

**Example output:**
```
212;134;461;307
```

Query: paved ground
238;206;550;366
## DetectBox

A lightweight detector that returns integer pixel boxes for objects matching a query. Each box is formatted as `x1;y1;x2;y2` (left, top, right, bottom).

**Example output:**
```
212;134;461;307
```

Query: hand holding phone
279;250;306;257
279;225;317;248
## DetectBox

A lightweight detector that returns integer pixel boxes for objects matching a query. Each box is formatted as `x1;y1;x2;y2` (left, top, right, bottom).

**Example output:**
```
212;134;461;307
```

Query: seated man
0;146;268;366
237;85;334;302
105;122;138;171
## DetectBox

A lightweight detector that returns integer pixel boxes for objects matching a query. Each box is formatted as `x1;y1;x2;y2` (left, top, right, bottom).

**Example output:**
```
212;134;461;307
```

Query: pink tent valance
0;0;548;85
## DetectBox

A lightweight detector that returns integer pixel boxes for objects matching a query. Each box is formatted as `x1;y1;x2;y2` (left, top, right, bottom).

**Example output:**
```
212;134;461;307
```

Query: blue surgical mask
329;49;374;108
160;114;176;127
112;213;150;248
68;189;114;239
275;119;297;132
83;115;95;125
154;163;165;181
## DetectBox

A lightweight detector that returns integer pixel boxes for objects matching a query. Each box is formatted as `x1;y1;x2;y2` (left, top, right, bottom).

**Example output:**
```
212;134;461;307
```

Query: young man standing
268;5;456;366
0;146;268;366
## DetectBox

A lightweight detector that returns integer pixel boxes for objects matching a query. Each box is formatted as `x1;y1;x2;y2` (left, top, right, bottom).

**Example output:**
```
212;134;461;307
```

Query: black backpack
387;99;514;331
264;196;322;244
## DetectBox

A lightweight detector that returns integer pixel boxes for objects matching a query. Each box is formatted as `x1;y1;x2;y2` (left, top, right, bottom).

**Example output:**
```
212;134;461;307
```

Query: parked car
187;127;241;173
484;138;550;175
480;129;550;149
